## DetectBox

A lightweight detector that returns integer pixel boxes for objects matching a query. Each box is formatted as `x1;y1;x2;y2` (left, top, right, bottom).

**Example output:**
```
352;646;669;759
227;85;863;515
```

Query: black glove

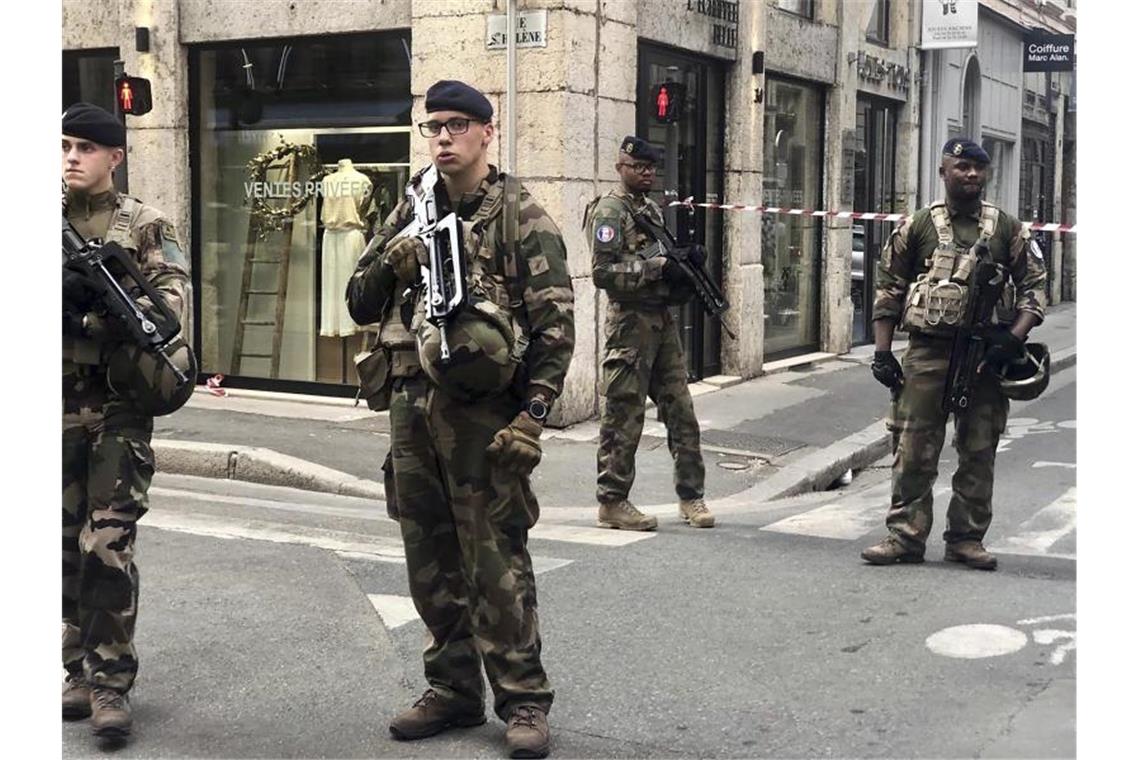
63;267;100;311
686;244;707;268
982;326;1025;368
63;311;86;337
871;350;904;392
662;257;688;285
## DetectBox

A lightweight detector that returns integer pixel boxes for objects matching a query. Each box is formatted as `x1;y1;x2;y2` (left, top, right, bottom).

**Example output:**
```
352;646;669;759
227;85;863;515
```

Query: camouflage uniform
346;168;574;720
63;189;191;693
873;199;1046;549
588;188;705;504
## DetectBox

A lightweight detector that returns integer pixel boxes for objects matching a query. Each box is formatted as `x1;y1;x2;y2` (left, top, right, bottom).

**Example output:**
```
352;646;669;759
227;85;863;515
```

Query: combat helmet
106;338;198;416
416;299;520;402
997;342;1050;401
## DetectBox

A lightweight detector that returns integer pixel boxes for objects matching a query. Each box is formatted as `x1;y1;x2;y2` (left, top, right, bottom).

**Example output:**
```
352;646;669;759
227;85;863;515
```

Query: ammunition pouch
354;345;421;412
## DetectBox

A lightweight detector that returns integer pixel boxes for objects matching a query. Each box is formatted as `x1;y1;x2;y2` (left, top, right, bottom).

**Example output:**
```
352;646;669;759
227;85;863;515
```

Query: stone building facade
69;1;1073;425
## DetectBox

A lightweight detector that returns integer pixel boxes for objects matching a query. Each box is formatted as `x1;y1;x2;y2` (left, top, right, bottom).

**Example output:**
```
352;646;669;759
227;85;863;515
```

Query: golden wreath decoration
246;139;328;237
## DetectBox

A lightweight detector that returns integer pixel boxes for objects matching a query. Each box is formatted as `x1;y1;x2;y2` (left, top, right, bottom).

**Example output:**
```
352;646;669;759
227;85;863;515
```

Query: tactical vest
901;200;1006;336
63;195;144;371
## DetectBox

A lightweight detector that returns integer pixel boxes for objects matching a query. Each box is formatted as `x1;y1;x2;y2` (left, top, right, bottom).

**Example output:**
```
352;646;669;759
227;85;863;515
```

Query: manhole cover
717;460;750;471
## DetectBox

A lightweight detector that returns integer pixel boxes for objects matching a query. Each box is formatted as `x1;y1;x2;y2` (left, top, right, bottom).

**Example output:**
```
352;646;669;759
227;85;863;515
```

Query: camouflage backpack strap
928;201;953;248
979;202;999;244
499;173;525;311
105;195;142;248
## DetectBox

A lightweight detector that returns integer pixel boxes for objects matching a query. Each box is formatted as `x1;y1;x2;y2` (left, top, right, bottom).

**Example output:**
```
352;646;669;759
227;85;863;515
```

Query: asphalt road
63;368;1075;759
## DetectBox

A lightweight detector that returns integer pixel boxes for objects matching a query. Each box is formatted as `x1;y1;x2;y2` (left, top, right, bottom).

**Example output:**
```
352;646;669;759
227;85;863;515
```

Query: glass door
637;42;726;380
853;95;898;345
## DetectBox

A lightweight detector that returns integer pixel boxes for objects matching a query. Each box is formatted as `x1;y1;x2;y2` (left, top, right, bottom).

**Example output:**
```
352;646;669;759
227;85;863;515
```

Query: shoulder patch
528;255;551;276
596;224;616;243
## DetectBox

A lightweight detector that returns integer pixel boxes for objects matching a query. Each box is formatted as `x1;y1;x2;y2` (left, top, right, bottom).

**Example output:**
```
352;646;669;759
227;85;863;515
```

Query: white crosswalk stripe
989;488;1077;556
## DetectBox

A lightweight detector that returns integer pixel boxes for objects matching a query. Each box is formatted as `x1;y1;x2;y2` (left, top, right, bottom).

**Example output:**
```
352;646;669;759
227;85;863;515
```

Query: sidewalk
153;302;1076;513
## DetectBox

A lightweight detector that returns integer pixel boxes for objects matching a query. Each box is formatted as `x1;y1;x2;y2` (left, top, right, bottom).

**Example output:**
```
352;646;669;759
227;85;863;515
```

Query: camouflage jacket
64;189;191;370
872;198;1047;325
346;167;575;399
587;188;673;307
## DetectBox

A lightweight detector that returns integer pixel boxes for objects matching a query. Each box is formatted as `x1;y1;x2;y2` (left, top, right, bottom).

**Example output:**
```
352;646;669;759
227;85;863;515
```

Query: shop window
762;76;823;357
192;32;412;390
776;0;814;19
866;0;890;44
63;49;118;115
981;137;1012;209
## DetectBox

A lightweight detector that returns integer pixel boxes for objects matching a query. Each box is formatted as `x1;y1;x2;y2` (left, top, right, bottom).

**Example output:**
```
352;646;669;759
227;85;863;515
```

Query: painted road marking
368;595;420;629
530;523;657;546
990;487;1076;554
761;500;885;540
1031;461;1077;470
926;624;1028;659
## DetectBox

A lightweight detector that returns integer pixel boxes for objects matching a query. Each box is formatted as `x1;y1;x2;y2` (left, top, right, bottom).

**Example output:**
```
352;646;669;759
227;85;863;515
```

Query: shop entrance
852;95;898;345
636;42;726;381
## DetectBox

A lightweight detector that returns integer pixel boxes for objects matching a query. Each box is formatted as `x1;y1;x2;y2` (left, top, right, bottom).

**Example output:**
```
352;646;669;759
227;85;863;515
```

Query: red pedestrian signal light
653;81;685;124
115;75;153;116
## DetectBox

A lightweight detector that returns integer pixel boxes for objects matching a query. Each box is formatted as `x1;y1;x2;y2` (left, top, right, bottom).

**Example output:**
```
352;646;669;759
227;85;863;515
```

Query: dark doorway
853;95;898;345
636;42;726;381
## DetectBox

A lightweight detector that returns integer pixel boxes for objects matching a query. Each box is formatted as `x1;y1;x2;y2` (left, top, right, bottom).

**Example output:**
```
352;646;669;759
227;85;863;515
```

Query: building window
63;49;118;115
191;32;412;391
776;0;814;19
762;76;823;358
866;0;890;44
981;137;1012;209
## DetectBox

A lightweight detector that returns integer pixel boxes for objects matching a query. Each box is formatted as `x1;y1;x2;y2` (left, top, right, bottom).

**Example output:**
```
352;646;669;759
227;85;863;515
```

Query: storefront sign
486;10;548;50
920;0;978;50
856;51;910;93
1024;31;1075;72
686;0;739;50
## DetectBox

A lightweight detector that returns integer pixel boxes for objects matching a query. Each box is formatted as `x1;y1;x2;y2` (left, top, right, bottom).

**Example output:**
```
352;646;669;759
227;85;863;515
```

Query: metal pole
506;0;517;175
112;59;129;194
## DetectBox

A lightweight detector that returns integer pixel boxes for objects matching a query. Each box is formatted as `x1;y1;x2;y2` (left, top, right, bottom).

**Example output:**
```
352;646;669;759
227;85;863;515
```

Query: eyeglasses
417;117;485;138
618;162;657;175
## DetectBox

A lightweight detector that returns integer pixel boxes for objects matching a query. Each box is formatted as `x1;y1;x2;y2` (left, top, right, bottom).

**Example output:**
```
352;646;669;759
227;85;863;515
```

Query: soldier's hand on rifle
63;267;101;311
662;257;689;285
872;350;904;393
981;326;1025;369
385;235;427;284
686;244;707;268
486;410;544;476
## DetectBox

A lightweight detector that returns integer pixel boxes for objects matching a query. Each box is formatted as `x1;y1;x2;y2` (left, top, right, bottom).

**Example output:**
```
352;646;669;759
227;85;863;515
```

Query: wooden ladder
230;154;300;378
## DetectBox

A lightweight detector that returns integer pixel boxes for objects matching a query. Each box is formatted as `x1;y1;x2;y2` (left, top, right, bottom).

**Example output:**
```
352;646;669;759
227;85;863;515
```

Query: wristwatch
526;397;550;422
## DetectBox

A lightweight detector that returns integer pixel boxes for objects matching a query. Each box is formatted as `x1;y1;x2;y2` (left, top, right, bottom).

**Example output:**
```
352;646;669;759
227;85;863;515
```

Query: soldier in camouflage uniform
586;136;713;532
346;81;573;760
862;139;1047;570
62;103;191;737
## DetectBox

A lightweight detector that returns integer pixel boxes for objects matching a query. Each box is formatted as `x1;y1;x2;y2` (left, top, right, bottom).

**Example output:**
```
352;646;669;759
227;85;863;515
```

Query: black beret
620;135;660;162
62;102;126;147
425;80;493;122
941;138;990;165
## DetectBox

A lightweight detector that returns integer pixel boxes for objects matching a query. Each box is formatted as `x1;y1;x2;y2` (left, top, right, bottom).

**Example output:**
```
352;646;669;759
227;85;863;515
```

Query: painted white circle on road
925;624;1028;659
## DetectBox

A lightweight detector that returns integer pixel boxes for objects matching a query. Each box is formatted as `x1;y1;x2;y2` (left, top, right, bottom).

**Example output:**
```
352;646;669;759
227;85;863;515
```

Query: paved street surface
63;365;1075;758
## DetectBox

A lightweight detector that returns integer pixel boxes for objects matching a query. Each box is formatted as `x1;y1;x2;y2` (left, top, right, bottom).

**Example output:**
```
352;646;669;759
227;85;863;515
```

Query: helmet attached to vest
416;300;519;402
997;342;1050;402
106;338;198;416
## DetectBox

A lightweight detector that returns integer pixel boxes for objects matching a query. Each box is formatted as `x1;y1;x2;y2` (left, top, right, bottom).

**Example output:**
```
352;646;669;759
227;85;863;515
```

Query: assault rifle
632;214;736;340
941;240;1007;414
62;215;190;385
397;165;466;361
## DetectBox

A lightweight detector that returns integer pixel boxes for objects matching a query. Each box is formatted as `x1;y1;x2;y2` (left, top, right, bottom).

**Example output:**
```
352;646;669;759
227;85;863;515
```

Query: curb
153;440;386;500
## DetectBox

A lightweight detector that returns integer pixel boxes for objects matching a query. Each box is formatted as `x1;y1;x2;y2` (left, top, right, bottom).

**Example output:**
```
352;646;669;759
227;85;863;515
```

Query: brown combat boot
597;499;658;531
505;704;550;759
389;688;486;741
861;536;925;565
62;673;91;720
945;541;998;570
679;498;715;528
89;687;132;737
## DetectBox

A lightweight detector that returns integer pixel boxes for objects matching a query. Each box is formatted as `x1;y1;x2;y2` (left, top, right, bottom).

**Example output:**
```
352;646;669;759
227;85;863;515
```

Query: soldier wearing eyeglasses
585;135;713;532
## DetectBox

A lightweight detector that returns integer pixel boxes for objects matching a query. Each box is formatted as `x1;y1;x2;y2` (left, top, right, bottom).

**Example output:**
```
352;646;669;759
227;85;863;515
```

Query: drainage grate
701;430;805;458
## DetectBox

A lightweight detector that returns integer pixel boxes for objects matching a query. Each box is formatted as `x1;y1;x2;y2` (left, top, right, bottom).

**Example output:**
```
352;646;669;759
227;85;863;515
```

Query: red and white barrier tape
667;197;1077;234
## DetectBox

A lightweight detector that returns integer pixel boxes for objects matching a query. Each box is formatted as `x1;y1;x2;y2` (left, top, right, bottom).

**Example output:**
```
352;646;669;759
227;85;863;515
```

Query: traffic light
652;81;685;124
114;75;153;116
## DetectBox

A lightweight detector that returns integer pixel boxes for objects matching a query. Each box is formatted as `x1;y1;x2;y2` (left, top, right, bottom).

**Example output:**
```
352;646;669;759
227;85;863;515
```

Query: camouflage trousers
62;372;155;693
388;375;552;720
886;335;1009;549
597;304;704;503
